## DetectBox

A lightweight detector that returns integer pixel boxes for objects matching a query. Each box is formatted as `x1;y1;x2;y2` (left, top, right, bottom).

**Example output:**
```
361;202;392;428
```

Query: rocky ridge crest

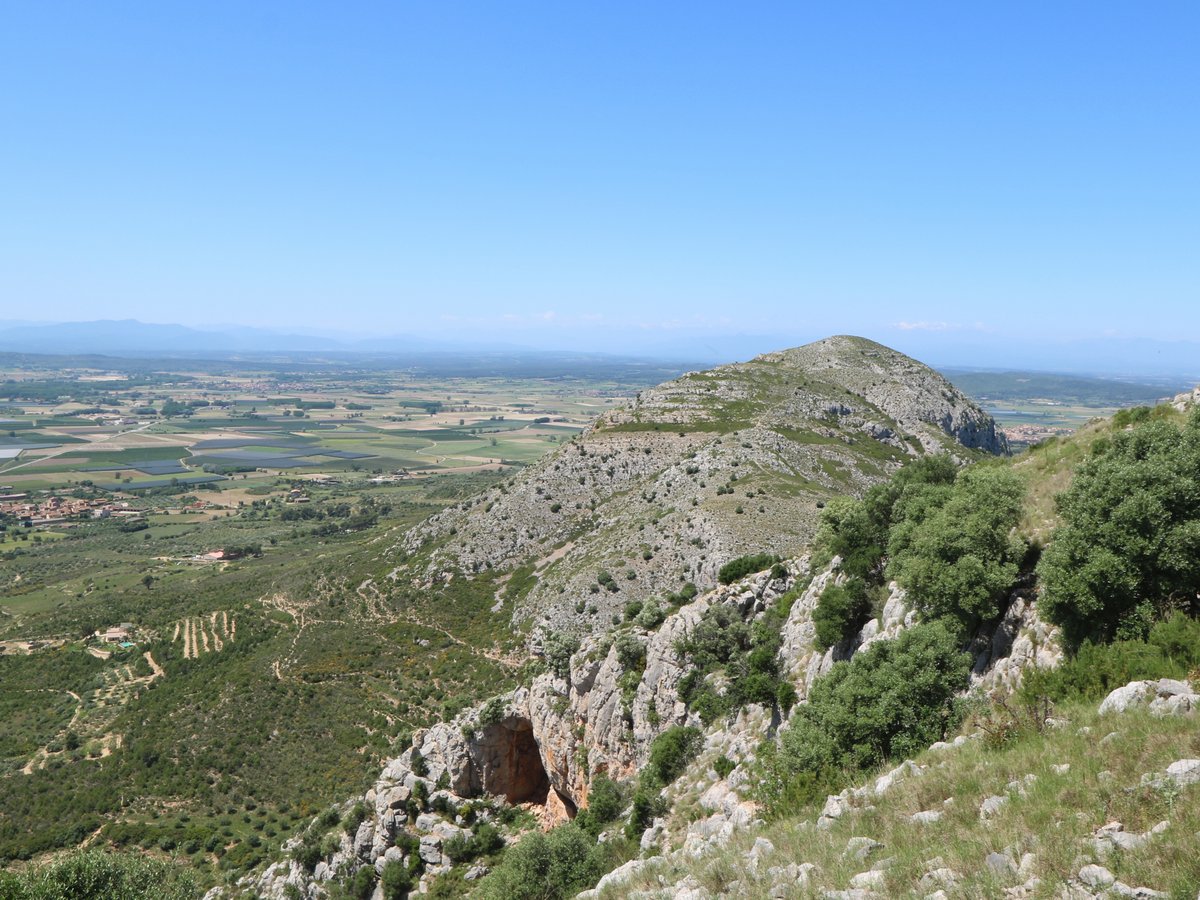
392;336;1007;641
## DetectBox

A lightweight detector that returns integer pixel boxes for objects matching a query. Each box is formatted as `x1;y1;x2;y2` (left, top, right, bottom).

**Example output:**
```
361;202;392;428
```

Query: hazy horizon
2;316;1200;381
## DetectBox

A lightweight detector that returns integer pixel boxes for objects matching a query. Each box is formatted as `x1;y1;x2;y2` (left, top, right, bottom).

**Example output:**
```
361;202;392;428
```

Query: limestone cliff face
272;559;1061;897
392;336;1007;644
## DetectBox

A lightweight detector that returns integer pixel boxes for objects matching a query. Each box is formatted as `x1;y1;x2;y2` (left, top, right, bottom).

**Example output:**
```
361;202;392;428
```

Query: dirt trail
20;689;84;774
199;623;210;654
172;622;180;642
398;614;521;670
209;612;224;651
143;651;165;678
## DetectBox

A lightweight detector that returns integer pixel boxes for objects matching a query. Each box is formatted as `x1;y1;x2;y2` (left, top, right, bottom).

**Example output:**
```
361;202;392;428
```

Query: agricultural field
0;351;681;883
0;354;655;508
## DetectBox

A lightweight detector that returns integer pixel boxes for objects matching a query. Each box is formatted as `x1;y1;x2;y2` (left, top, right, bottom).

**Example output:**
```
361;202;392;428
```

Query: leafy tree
760;622;969;818
1038;411;1200;647
812;577;871;651
888;466;1025;632
815;454;958;582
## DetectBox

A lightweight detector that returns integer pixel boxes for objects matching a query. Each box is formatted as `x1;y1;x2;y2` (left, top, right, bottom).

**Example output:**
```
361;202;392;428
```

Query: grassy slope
606;701;1200;898
603;403;1200;899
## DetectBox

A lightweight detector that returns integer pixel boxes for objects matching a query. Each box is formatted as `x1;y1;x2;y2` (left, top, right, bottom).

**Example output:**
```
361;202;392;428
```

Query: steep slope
243;395;1200;900
395;336;1006;641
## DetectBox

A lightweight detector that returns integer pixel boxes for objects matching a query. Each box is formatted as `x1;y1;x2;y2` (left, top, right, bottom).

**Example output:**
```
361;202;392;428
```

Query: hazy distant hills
0;319;404;355
3;319;1200;379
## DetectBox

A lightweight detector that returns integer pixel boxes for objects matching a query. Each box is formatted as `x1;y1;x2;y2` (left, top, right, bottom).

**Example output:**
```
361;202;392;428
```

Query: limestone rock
979;795;1007;819
1078;864;1115;888
1166;758;1200;785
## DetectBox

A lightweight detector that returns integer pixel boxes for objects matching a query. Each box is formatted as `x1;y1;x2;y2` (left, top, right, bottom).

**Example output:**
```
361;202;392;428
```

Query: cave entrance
502;722;551;804
479;718;551;805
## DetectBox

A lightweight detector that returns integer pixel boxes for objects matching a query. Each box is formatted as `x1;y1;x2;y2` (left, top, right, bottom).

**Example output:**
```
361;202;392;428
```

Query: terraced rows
172;611;236;659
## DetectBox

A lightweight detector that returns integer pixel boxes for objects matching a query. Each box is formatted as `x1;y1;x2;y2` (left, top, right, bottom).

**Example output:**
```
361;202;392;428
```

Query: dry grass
602;702;1200;898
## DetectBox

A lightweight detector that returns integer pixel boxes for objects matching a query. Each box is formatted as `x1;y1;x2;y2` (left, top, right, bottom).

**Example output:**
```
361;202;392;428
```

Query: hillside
396;336;1006;641
9;347;1200;900
225;385;1200;900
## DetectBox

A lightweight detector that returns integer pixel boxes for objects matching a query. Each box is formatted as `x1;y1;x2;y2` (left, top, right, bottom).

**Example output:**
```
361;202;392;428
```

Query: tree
1038;410;1200;647
760;622;970;817
888;466;1025;633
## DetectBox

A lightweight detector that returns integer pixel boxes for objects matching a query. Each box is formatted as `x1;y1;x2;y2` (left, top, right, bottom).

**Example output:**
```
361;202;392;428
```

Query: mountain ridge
395;335;1006;642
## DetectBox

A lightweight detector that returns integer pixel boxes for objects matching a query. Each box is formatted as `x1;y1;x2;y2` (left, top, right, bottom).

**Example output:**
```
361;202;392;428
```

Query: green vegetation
760;622;970;817
1038;409;1200;648
674;588;797;724
0;850;198;900
716;552;781;585
1022;612;1200;705
889;465;1026;633
474;820;630;900
626;726;704;841
611;698;1200;899
812;454;1025;640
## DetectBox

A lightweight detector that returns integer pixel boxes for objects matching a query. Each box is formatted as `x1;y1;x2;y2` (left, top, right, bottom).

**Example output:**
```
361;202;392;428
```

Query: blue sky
1;2;1197;359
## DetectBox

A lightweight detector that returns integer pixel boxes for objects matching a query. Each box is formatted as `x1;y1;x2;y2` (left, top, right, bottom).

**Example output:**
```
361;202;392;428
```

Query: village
0;491;141;527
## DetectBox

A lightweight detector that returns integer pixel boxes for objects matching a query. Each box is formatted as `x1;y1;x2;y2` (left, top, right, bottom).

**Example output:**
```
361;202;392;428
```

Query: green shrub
543;632;579;680
0;850;200;900
760;622;970;818
614;633;646;671
888;466;1025;633
347;865;376;900
477;695;507;728
444;823;504;863
718;553;781;585
574;775;626;837
473;822;626;900
673;605;749;671
410;749;429;777
646;726;702;785
635;600;665;630
1038;410;1200;647
812;577;871;651
624;781;666;840
292;835;323;873
343;802;368;835
1021;613;1200;703
379;860;412;900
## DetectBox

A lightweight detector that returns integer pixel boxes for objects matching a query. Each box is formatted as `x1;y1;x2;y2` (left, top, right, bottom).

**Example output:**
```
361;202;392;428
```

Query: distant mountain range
0;319;457;355
0;319;1197;380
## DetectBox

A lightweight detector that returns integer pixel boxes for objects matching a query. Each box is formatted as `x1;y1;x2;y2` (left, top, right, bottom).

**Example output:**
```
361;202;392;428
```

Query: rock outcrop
1098;678;1200;716
392;336;1007;641
269;555;1064;896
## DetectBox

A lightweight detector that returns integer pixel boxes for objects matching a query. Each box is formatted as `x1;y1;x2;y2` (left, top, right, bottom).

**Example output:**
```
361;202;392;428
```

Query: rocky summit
396;335;1006;641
